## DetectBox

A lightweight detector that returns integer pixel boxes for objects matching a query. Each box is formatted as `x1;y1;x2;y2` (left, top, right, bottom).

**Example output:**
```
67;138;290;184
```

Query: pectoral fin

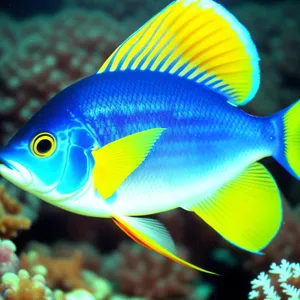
113;215;218;275
184;163;282;253
92;128;165;199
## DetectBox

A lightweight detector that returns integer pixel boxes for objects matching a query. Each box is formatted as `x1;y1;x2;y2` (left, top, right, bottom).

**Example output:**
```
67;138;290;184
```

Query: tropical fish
0;0;299;274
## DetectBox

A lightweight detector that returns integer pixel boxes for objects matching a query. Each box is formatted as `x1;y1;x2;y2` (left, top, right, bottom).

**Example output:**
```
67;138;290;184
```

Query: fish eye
30;132;56;158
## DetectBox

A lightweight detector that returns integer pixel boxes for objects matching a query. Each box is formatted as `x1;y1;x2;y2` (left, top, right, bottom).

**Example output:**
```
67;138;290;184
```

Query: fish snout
0;151;32;188
0;156;13;170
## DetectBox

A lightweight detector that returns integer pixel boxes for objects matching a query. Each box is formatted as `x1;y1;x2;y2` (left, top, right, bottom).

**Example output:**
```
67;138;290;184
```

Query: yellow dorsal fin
92;128;165;199
184;162;282;253
98;0;260;106
113;215;218;274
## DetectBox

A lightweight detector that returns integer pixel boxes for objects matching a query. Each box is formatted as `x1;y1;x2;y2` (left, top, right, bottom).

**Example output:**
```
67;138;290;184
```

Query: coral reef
0;269;65;300
0;268;106;300
0;239;213;299
66;0;169;22
0;186;31;239
101;241;213;299
0;240;18;277
0;240;124;299
248;259;300;300
19;248;90;292
0;9;129;146
0;179;40;225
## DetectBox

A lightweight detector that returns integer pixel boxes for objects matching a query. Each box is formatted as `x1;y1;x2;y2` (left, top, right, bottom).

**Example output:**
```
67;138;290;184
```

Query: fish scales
48;70;274;215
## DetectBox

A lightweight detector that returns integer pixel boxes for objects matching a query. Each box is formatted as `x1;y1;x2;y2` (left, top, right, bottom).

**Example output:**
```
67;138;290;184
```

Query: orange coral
0;185;31;239
19;249;91;292
0;269;66;300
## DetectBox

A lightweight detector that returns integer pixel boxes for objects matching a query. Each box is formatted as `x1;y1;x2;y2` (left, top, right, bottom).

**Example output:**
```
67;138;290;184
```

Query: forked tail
272;99;300;179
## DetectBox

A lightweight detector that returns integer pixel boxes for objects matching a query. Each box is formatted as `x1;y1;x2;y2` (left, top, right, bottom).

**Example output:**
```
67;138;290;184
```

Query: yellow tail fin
273;99;300;179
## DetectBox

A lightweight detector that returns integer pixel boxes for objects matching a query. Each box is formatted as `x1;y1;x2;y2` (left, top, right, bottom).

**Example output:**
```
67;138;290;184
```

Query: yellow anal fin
187;163;282;253
98;0;260;106
113;215;218;275
92;128;165;199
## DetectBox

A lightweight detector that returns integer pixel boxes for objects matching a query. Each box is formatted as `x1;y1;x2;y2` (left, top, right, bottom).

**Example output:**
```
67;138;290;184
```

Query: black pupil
37;139;52;154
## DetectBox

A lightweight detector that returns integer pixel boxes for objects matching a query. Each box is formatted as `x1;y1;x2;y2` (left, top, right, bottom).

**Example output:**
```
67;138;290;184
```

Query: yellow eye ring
30;132;56;158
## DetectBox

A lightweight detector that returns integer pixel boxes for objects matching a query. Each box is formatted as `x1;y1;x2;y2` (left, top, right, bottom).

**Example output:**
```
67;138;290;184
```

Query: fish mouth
0;157;32;189
0;152;71;202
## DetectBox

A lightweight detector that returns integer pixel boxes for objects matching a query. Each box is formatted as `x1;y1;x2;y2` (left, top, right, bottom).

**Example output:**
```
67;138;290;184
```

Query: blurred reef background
0;0;300;299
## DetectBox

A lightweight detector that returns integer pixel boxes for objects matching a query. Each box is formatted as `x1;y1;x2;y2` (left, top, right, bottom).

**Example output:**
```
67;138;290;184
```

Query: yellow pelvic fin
187;162;282;253
98;0;260;106
92;128;165;199
113;215;218;275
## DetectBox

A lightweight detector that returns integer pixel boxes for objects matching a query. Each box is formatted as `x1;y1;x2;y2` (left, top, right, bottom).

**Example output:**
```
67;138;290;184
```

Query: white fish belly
109;145;268;216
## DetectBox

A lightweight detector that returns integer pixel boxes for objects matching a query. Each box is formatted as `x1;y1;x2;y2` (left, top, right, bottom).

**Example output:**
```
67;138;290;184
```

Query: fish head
0;93;98;204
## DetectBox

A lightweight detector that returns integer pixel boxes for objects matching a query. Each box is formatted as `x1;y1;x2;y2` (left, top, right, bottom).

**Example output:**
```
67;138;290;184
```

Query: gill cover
55;121;96;195
0;104;97;201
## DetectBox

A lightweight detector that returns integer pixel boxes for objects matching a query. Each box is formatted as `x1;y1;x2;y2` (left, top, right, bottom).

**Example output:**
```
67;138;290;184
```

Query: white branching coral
248;259;300;300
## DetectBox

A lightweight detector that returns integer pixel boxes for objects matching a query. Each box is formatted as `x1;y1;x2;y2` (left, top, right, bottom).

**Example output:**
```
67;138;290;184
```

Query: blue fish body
36;70;274;215
1;0;300;274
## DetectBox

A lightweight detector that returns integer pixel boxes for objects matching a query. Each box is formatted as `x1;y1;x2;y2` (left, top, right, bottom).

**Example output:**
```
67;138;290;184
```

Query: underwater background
0;0;299;299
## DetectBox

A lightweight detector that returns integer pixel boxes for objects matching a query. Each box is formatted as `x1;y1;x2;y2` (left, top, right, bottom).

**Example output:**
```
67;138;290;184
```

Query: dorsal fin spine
124;27;157;71
130;11;174;71
147;2;196;71
178;66;199;78
139;14;183;70
165;20;224;75
116;31;146;71
122;19;158;69
172;62;190;76
107;17;157;72
145;3;192;70
160;9;217;73
120;34;146;70
152;15;201;72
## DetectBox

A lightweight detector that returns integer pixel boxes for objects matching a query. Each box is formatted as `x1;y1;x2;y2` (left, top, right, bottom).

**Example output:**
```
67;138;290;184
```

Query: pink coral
0;239;19;277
